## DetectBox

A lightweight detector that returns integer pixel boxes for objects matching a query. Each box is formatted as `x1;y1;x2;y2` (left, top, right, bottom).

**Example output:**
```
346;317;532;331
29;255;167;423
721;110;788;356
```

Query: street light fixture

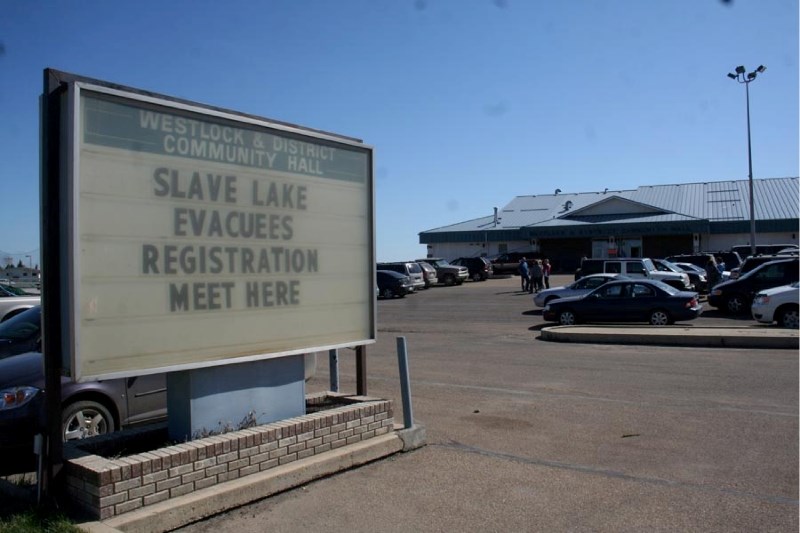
727;64;766;257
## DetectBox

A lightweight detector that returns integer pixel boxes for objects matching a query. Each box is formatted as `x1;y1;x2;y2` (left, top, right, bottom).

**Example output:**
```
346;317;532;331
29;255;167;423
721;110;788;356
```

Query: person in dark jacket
530;260;544;293
518;258;530;292
705;257;720;289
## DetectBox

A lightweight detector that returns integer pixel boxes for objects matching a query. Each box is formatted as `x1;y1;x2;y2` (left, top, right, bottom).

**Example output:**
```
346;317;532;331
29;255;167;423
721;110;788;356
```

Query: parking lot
181;274;798;532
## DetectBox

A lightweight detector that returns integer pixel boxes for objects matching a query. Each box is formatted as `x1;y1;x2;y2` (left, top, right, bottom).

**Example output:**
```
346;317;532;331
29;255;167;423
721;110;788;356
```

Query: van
376;262;425;291
709;257;799;314
576;258;690;290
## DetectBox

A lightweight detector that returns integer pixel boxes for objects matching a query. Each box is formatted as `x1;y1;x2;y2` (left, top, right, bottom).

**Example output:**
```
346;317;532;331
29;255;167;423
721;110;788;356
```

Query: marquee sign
52;76;375;380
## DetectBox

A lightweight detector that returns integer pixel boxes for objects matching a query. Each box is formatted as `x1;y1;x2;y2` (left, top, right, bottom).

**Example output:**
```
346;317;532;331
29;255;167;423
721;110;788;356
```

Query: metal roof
420;177;798;236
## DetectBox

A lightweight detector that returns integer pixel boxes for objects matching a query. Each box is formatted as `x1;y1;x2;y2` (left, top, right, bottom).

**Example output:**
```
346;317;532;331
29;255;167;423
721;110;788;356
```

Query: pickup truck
415;258;469;286
0;284;40;322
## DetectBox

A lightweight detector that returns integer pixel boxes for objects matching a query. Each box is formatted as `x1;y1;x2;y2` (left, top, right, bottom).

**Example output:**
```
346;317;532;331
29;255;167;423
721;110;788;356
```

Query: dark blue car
0;306;167;475
543;279;702;326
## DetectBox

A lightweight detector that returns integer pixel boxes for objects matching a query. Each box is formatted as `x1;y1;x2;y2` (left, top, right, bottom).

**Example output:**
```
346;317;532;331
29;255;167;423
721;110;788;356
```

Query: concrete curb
79;432;407;533
539;325;800;349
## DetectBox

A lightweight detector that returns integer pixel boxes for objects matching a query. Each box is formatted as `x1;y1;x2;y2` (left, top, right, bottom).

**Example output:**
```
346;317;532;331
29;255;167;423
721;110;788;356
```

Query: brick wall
63;394;393;520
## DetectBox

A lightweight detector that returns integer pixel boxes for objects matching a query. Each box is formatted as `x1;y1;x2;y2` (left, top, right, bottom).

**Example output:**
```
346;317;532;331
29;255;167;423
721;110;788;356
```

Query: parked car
376;262;425;291
671;262;709;293
575;258;690;289
543;279;702;326
653;259;700;291
665;253;731;284
0;304;41;360
729;254;797;280
415;258;469;286
0;308;168;475
533;273;628;307
700;250;743;271
0;284;40;322
376;270;415;298
418;261;438;288
708;258;799;314
489;252;536;276
666;252;741;274
751;282;799;328
0;305;319;475
451;257;493;281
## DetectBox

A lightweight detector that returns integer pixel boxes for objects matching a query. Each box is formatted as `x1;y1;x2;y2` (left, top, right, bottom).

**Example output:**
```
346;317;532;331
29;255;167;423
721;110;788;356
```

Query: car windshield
0;306;41;346
677;263;703;274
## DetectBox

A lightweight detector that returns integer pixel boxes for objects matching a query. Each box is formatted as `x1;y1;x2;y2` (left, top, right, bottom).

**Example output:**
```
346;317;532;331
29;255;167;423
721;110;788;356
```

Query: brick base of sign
63;393;394;520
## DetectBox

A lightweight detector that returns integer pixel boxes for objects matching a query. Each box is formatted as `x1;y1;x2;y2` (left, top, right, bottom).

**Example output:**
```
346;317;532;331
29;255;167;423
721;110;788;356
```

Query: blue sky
1;0;797;265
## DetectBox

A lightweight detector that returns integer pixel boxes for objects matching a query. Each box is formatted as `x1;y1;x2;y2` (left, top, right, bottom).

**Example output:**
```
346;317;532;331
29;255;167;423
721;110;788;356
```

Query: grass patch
0;504;81;533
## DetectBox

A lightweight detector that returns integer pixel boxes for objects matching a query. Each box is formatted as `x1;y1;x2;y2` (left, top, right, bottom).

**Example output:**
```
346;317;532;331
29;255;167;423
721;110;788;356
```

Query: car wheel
558;310;577;325
62;400;115;442
777;305;799;329
444;274;455;286
472;273;481;282
380;288;394;299
649;309;672;326
725;294;747;314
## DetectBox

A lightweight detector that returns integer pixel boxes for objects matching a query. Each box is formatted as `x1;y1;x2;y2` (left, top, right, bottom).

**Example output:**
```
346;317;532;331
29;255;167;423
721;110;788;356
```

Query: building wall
425;241;534;261
707;232;798;252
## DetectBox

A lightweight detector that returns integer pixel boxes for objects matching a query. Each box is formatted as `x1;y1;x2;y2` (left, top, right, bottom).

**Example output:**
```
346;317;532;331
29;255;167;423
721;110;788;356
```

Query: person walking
542;258;552;289
705;256;720;289
518;258;530;292
530;259;543;293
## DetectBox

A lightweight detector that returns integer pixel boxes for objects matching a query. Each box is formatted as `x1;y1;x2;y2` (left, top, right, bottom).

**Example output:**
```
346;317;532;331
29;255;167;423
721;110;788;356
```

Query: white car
533;274;627;307
751;282;799;328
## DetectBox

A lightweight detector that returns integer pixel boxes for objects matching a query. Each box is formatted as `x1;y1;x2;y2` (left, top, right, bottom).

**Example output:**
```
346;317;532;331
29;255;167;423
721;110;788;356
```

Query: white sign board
68;85;375;380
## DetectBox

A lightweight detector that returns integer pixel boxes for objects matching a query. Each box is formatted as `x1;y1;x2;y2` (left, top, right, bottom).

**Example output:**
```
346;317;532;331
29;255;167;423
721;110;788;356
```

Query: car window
631;283;655;297
600;284;626;298
606;262;621;274
754;264;785;282
584;277;607;289
407;263;422;274
627;262;646;275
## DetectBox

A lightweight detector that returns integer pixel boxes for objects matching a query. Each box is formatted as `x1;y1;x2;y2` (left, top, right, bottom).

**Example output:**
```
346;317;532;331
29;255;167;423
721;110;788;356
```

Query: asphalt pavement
39;275;800;531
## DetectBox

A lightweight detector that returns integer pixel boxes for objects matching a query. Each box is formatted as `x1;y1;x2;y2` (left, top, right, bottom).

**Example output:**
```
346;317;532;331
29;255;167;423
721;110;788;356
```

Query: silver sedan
533;273;628;307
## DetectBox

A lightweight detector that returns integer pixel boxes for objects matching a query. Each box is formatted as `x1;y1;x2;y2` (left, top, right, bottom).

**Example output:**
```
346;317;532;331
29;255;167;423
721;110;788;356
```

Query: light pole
727;64;765;257
25;255;32;269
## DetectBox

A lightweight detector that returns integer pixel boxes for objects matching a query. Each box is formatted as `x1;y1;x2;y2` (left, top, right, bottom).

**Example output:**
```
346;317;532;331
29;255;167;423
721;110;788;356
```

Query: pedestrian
530;259;543;293
705;256;720;289
518;258;530;292
542;258;552;289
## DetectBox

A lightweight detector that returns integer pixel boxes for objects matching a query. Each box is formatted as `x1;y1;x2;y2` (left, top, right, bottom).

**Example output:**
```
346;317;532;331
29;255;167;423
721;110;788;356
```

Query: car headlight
0;386;41;411
752;295;769;305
